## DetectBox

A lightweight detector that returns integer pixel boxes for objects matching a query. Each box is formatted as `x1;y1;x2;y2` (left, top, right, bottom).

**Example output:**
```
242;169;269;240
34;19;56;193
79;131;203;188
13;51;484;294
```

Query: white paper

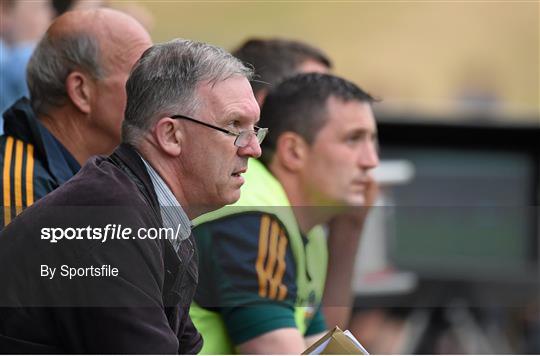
343;329;370;355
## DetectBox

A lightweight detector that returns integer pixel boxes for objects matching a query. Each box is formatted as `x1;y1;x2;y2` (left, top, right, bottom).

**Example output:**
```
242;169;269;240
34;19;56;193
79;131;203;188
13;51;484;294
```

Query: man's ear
274;132;308;172
255;89;268;107
65;71;92;114
154;117;182;156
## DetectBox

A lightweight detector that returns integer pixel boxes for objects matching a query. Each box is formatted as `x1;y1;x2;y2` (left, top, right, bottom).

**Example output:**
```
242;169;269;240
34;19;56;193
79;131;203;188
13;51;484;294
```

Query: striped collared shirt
140;157;191;251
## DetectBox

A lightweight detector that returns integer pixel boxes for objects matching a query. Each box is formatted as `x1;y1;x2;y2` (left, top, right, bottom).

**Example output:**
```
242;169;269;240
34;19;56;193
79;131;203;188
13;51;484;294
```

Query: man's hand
237;328;308;354
322;175;379;328
330;175;379;230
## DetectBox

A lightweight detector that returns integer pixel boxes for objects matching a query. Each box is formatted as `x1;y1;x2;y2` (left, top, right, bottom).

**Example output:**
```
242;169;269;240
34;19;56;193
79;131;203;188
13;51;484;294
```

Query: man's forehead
197;77;260;121
323;97;376;130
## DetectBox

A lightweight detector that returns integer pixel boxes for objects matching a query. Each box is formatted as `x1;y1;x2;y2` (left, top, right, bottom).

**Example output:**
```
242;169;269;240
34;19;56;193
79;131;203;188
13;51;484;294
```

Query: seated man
0;8;151;227
233;38;368;330
0;38;265;353
191;73;379;354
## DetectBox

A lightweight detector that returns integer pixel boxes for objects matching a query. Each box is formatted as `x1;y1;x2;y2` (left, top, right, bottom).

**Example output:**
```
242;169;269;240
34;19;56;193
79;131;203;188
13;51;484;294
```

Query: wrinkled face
300;96;379;207
179;76;262;210
89;25;151;154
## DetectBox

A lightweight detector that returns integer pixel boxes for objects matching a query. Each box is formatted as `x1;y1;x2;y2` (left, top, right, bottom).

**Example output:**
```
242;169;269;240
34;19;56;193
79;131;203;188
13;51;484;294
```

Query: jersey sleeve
0;138;56;228
304;306;327;336
193;212;298;345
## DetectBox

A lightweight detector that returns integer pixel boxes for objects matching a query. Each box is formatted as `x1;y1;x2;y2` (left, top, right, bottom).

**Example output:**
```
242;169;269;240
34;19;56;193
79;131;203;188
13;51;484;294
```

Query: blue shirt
0;40;36;133
141;157;192;251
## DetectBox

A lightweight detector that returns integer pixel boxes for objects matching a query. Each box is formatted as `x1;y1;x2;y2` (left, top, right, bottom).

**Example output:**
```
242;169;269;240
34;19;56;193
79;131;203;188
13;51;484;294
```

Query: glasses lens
235;131;251;148
256;128;268;144
234;128;268;148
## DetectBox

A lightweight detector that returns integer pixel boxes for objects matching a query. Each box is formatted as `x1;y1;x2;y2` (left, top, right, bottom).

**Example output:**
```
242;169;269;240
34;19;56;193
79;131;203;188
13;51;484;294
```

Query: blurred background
2;0;538;119
1;0;539;354
145;1;538;121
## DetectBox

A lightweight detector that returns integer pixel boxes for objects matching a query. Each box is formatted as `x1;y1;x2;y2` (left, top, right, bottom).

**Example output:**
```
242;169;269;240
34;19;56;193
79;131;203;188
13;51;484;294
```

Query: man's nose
238;134;262;158
358;141;379;170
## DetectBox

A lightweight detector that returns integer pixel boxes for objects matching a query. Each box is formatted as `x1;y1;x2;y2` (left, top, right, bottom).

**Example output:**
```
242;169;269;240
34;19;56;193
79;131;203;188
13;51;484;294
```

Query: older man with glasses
0;38;265;354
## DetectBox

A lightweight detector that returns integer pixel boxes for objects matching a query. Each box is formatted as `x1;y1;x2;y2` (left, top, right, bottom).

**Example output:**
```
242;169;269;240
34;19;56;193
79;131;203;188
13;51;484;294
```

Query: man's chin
223;190;242;206
345;196;366;207
195;190;241;215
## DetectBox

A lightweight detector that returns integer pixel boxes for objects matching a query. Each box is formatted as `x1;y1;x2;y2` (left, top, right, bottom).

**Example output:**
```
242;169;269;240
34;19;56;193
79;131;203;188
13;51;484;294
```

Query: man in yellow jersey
192;73;379;354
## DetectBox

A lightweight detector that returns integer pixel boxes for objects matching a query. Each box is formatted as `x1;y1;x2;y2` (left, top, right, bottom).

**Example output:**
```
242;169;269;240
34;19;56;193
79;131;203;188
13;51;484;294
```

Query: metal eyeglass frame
170;114;268;148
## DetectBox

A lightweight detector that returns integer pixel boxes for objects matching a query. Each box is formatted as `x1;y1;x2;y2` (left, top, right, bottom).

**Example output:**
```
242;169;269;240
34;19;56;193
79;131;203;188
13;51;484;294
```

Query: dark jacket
0;97;80;228
0;143;203;354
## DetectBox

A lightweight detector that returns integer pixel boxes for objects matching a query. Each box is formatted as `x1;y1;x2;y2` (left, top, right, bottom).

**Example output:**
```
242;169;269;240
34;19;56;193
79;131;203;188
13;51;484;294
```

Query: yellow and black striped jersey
0;98;80;228
193;212;326;345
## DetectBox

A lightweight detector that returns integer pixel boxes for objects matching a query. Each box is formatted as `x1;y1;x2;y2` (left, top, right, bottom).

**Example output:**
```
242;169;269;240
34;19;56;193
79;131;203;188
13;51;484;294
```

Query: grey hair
27;32;105;116
122;38;253;145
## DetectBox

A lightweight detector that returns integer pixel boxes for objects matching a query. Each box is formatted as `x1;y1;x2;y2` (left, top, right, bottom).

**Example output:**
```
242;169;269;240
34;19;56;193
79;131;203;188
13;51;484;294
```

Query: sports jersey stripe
266;220;280;299
256;214;271;297
13;139;24;216
3;137;14;225
275;231;288;301
25;144;34;206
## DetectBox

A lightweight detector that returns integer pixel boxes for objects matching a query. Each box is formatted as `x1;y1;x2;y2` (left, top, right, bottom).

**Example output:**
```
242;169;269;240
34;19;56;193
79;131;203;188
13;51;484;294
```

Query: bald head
48;8;151;74
27;8;151;116
47;8;150;41
26;8;152;162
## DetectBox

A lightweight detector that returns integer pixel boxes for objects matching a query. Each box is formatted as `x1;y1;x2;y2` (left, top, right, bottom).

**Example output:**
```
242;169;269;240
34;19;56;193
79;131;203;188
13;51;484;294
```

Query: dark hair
51;0;76;16
259;73;376;165
232;38;332;96
1;0;15;10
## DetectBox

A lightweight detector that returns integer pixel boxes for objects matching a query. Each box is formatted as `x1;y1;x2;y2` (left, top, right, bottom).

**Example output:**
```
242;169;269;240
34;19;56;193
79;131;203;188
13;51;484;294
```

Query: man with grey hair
0;8;151;228
0;38;265;353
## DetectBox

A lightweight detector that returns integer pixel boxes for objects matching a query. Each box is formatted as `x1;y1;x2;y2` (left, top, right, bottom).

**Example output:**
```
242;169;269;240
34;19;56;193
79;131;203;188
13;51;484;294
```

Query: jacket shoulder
42;155;145;207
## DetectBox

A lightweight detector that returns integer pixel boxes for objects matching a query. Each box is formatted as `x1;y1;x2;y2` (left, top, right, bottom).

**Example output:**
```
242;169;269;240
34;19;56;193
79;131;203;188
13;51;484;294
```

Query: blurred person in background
0;0;92;118
0;0;153;124
0;0;54;119
233;36;375;331
191;73;379;354
0;8;152;228
232;38;331;106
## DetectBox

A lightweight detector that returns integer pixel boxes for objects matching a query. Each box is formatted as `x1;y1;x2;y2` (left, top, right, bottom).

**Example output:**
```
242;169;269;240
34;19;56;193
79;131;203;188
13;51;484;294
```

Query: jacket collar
3;97;79;184
3;97;46;157
109;143;160;213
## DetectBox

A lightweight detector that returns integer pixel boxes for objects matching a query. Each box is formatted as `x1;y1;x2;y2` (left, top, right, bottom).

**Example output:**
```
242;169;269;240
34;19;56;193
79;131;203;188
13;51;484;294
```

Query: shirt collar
140;156;192;247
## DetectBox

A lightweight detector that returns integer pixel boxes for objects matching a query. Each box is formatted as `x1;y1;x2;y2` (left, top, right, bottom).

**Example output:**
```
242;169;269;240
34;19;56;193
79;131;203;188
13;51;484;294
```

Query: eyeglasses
170;114;268;148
